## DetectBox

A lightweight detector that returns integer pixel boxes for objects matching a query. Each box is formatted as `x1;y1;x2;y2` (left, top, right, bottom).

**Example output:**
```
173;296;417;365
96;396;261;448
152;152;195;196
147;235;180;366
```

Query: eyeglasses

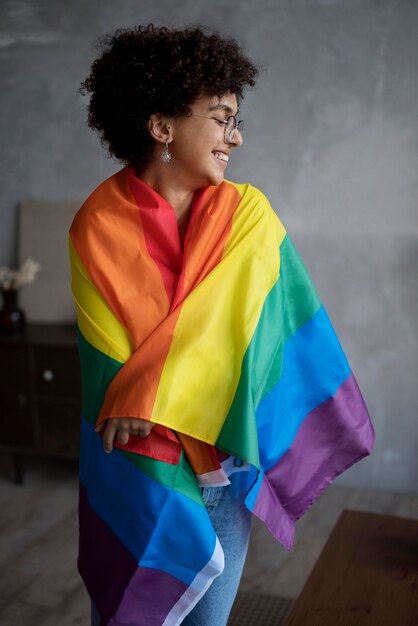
191;114;244;144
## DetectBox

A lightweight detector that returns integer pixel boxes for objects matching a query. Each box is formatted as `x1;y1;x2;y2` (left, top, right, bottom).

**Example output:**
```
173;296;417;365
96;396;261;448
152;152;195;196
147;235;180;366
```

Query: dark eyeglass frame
191;114;244;144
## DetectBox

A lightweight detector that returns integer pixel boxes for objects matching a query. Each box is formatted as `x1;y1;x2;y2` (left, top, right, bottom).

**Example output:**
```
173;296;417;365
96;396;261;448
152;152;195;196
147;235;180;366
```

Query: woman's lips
213;151;229;167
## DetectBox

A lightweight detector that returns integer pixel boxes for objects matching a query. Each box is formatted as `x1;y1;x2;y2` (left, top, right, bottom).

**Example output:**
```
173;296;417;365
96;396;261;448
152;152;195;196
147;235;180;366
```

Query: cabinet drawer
0;346;29;394
33;346;81;397
0;393;33;446
37;401;80;457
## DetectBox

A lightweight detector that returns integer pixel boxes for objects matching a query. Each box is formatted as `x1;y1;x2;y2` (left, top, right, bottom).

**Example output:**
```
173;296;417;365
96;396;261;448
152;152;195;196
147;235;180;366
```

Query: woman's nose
229;127;243;147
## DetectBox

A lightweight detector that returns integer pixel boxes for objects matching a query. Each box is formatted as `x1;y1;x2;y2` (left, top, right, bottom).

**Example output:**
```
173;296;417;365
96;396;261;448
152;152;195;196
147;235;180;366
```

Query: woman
70;25;374;626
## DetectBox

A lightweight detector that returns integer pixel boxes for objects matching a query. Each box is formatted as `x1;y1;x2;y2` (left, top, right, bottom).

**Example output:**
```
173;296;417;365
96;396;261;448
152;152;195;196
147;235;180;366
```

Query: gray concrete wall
0;0;417;493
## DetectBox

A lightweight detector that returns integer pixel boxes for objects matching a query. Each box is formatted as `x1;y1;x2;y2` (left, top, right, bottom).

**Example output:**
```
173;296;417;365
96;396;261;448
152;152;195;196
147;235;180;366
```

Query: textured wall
0;0;417;492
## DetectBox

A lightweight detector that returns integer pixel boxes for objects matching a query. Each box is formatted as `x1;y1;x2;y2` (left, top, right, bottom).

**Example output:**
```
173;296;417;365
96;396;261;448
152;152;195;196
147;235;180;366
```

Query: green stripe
118;447;203;505
215;234;321;465
279;234;321;337
77;327;123;425
77;328;202;504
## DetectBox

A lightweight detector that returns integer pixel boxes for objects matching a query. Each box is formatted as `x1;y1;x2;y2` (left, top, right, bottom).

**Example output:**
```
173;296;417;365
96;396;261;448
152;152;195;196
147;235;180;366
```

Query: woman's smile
213;150;230;166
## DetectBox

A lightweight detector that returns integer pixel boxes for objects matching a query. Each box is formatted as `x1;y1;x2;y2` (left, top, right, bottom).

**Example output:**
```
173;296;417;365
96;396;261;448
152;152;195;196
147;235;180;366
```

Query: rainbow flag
69;167;374;625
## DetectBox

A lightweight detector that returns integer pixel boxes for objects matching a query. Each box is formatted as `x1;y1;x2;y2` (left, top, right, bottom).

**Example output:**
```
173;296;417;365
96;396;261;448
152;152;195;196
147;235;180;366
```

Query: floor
0;455;417;625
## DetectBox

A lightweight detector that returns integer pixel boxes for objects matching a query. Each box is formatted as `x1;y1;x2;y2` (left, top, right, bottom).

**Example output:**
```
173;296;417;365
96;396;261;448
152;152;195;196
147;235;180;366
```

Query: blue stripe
245;465;263;511
79;418;217;585
256;305;351;470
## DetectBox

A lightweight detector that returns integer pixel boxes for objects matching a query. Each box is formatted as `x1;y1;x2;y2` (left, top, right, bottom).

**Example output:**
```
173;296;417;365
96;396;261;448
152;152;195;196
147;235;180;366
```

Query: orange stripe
171;182;240;310
70;168;176;420
98;305;182;421
70;168;170;349
176;433;221;474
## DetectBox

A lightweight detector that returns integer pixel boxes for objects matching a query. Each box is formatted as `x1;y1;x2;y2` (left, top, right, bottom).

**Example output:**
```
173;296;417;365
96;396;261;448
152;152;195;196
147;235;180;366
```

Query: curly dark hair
80;24;258;169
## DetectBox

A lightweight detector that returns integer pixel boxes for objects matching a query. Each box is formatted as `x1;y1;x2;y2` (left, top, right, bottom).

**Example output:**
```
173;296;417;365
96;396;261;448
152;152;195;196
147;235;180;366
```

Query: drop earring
161;140;171;163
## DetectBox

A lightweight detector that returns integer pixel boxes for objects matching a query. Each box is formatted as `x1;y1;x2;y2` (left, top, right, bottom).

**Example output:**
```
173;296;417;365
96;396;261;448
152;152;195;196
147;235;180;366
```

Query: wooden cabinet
0;323;81;480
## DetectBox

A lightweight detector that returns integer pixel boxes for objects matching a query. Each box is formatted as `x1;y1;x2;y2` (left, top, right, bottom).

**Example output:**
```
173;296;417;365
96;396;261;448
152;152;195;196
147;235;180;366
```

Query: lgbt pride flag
69;167;374;625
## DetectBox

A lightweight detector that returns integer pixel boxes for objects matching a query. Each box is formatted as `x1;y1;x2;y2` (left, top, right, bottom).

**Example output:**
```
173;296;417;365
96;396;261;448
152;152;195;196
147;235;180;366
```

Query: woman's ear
147;114;173;144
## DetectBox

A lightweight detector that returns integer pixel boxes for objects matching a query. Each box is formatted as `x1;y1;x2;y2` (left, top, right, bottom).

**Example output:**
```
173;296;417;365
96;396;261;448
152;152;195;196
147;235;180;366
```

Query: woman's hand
95;417;155;454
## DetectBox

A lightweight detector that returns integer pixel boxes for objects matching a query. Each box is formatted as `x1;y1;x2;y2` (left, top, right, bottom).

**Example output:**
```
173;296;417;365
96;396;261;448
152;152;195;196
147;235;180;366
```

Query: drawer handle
42;369;55;382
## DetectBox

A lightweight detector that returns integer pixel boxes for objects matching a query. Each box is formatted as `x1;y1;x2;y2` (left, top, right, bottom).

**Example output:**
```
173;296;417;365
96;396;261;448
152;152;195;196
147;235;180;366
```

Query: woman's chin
182;165;225;189
207;169;225;187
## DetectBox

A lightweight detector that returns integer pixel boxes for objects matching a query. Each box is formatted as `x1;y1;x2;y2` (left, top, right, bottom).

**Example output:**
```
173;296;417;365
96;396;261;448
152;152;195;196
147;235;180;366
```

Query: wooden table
285;509;418;626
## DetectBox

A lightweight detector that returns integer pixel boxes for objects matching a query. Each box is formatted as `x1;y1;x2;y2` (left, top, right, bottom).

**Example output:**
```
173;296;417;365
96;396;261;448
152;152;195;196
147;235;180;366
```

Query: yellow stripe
152;184;286;442
69;237;133;363
223;182;286;254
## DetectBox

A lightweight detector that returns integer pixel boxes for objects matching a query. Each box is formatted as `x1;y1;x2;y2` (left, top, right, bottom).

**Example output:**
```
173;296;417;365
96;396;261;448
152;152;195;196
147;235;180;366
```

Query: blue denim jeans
91;470;252;626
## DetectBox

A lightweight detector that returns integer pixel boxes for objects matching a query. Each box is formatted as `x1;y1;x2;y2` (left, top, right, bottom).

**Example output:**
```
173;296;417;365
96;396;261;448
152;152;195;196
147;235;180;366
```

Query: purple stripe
78;485;136;621
254;372;374;550
109;567;188;626
252;478;296;551
78;485;188;625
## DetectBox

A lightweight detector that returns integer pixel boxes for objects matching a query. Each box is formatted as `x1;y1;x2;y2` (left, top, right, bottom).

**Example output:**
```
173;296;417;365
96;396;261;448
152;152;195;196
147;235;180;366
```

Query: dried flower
0;258;41;291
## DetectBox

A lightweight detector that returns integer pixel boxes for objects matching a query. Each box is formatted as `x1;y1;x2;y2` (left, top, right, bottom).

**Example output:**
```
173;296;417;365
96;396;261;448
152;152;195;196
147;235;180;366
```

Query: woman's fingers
116;425;130;446
139;422;153;438
97;418;155;453
103;421;118;454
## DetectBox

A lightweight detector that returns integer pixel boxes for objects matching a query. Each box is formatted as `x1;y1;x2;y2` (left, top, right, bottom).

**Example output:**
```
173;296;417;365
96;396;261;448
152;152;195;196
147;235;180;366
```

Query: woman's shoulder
70;167;129;234
223;180;286;231
224;180;282;216
223;180;268;202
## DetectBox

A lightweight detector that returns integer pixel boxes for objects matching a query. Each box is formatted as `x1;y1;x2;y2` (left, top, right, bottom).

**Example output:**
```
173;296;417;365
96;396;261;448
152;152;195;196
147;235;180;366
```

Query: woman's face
167;91;243;189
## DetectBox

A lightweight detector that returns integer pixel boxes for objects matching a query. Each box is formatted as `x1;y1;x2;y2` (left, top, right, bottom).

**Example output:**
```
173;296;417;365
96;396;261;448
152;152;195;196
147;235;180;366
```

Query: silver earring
161;141;171;163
